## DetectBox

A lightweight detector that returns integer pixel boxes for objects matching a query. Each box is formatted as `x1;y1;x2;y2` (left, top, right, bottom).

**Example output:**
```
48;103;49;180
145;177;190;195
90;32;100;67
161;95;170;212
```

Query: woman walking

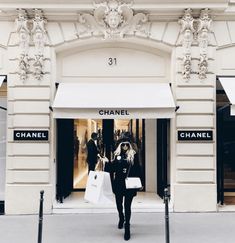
105;140;142;241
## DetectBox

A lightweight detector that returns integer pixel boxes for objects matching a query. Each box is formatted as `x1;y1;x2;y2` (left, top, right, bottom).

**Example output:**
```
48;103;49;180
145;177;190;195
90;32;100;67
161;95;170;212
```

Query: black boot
118;214;124;229
124;223;130;241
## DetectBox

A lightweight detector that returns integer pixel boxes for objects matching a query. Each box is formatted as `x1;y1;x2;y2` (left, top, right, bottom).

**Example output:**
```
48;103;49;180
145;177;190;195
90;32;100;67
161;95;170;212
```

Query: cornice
0;2;229;10
0;2;234;22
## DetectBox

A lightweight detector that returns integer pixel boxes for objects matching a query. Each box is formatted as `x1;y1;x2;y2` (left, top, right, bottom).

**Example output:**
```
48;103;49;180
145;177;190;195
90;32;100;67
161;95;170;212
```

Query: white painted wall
60;48;167;77
216;46;235;75
57;43;171;83
145;119;157;192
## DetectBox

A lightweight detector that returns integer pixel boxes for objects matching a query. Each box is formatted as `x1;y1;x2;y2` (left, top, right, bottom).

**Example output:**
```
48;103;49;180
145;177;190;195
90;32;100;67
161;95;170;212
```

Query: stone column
173;8;217;212
5;9;52;214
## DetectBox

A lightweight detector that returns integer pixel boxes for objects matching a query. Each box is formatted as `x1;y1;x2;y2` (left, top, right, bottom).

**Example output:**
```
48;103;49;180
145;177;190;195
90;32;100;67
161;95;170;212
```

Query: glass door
56;119;74;202
73;119;145;190
216;78;235;205
157;119;170;198
217;105;235;205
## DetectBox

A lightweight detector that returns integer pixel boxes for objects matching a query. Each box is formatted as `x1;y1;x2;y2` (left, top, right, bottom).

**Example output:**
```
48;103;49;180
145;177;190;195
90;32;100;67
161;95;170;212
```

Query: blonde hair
114;141;136;164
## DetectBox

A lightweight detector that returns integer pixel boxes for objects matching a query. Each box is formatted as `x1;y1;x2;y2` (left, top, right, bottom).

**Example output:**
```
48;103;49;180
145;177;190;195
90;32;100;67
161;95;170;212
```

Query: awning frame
0;75;7;87
52;82;177;119
217;76;235;116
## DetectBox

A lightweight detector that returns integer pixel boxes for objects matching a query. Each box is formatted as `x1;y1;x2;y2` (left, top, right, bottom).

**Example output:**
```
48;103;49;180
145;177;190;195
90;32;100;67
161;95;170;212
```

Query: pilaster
173;8;217;212
5;9;53;214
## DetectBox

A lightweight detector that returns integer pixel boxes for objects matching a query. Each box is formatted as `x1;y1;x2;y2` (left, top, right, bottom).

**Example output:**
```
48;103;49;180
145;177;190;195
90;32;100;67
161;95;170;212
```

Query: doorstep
53;192;173;214
218;204;235;212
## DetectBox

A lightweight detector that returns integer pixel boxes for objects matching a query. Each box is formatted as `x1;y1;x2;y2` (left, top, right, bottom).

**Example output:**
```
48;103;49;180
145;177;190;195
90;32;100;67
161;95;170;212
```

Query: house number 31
108;58;117;66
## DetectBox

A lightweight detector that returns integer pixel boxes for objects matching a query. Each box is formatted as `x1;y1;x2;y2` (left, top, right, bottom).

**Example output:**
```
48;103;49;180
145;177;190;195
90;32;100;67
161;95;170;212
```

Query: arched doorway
53;40;174;212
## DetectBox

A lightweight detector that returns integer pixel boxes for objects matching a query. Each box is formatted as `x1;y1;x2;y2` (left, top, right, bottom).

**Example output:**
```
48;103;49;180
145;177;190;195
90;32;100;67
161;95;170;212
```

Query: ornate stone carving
15;9;47;81
182;54;192;81
16;9;30;54
33;54;44;80
32;9;47;55
198;53;208;80
197;9;212;51
78;0;148;39
179;9;195;54
16;9;30;80
179;9;195;81
18;54;30;81
32;9;47;80
197;9;212;79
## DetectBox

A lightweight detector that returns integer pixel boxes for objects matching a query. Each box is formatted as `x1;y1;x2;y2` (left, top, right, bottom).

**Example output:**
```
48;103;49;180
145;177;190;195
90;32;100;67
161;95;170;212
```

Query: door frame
56;119;74;203
157;119;170;198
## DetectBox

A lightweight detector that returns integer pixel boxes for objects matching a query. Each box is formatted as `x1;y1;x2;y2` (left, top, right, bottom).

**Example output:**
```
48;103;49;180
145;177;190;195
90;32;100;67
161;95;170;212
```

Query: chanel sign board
14;130;49;141
178;130;213;141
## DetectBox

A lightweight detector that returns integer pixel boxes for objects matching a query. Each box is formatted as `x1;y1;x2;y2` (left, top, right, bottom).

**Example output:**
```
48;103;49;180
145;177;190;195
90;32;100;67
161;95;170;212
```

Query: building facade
0;0;235;214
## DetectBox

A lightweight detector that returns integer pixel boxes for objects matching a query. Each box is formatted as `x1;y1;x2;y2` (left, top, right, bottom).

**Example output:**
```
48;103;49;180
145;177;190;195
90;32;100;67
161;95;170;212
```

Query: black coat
86;139;98;165
105;153;142;197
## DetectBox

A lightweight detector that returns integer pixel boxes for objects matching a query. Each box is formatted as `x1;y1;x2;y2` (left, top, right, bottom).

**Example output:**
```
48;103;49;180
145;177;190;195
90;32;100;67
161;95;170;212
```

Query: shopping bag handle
95;156;109;171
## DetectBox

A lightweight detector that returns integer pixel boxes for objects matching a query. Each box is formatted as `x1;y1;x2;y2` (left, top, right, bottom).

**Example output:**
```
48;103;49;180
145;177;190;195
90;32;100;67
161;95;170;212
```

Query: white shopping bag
84;171;113;204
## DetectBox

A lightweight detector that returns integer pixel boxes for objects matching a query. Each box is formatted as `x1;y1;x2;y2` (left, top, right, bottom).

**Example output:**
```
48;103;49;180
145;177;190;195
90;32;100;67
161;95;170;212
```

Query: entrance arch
53;37;174;211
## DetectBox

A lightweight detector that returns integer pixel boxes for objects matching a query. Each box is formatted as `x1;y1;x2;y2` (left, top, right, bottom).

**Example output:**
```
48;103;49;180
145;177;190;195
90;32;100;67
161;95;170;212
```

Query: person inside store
74;133;80;160
86;132;100;174
104;140;142;241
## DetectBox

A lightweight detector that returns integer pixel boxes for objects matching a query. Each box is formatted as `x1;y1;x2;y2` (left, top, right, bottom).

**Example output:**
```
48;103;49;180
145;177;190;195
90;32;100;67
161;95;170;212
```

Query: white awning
0;76;5;87
219;77;235;116
52;83;176;119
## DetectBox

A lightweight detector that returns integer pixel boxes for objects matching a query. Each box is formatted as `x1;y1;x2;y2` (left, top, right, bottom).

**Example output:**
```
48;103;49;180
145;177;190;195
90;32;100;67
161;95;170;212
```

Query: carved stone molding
197;8;212;79
179;9;195;81
16;9;30;54
179;9;195;54
18;53;30;81
15;9;47;81
32;9;47;55
198;53;208;80
78;0;149;39
182;54;192;81
32;9;47;81
178;8;212;81
33;54;44;80
16;9;30;81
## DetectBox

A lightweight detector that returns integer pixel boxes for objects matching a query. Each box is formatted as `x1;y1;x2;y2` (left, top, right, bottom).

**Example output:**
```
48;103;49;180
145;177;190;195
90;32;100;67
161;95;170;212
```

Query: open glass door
217;78;235;205
157;119;170;198
217;105;235;205
56;119;74;203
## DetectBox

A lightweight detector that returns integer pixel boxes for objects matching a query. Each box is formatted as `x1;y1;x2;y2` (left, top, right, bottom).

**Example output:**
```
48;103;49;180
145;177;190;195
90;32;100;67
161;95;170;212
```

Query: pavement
0;212;235;243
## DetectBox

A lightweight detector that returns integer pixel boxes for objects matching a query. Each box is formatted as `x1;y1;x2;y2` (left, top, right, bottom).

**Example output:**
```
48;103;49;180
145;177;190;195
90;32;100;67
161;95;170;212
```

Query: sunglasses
121;142;130;147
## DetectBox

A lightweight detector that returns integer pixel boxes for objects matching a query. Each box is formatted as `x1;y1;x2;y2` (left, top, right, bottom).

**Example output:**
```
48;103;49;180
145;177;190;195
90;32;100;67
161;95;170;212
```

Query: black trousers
115;193;134;225
88;164;96;174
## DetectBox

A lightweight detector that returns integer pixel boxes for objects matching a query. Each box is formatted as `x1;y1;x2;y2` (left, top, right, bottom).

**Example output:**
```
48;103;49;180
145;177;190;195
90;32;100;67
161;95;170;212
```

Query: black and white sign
98;109;130;116
178;130;213;141
14;130;49;141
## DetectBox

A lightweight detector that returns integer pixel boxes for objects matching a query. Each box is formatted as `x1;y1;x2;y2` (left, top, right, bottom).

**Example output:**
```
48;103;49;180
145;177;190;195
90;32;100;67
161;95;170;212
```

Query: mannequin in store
86;132;99;174
104;140;142;241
